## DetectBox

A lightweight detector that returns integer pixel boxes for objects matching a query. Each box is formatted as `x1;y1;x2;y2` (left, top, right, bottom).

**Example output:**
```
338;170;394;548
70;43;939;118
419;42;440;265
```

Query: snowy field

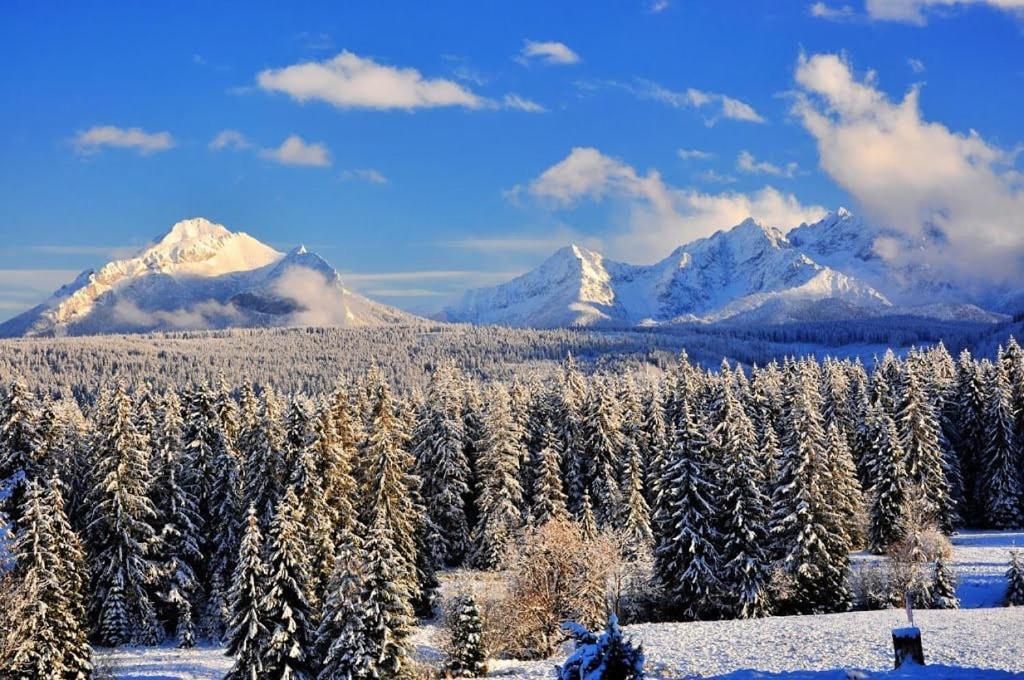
95;531;1024;679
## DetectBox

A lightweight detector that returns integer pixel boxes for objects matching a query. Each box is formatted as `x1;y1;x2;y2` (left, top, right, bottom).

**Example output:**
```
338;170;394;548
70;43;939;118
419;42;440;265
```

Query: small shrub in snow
558;614;644;680
1006;549;1024;606
445;593;488;677
930;557;959;609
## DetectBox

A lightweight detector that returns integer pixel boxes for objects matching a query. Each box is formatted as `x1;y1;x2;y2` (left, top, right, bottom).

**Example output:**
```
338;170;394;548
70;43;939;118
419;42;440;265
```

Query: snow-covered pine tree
202;417;245;641
320;387;360;537
582;379;625;529
446;592;488;678
867;403;908;554
86;383;160;646
359;511;416;678
1006;549;1024;606
0;479;93;679
771;363;852;614
713;384;771;619
953;350;988;525
312;535;369;680
0;377;40;529
530;418;569;526
469;383;526;569
981;362;1023;528
654;406;722;621
225;507;268;680
823;422;866;551
413;362;471;567
640;385;668;509
240;387;285;531
579;488;599;541
931;557;959;609
151;443;202;648
558;615;644;680
557;354;588;514
258;487;314;679
620;431;653;557
896;360;950;526
461;382;485;535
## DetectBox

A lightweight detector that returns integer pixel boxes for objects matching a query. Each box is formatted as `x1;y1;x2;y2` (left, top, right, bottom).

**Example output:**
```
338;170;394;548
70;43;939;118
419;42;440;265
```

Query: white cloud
864;0;1024;24
649;0;671;12
809;2;856;19
737;150;798;177
695;169;738;184
908;58;926;73
73;126;174;155
793;52;1024;283
587;79;765;124
209;129;251;151
503;94;547;113
257;50;486;110
340;168;388;184
677;148;714;160
520;40;581;65
511;147;826;262
260;135;330;167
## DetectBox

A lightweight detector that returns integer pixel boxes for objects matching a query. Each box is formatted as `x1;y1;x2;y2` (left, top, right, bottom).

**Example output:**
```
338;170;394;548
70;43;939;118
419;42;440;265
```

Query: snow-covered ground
95;531;1024;679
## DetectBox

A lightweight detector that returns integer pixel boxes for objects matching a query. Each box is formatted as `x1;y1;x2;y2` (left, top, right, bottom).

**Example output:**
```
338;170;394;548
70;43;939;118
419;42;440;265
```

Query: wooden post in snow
892;593;925;668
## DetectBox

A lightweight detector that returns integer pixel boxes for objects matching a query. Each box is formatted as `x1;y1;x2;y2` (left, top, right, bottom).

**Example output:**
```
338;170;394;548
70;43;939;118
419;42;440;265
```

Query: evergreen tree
579;488;599;541
981;364;1023;528
359;512;416;678
558;615;644;680
530;419;569;526
258;488;314;680
413;363;471;567
446;593;488;678
225;507;268;680
86;384;160;646
823;423;866;551
867;405;908;554
581;380;624;529
954;351;988;525
619;436;653;555
930;557;959;609
314;538;370;680
469;384;525;569
0;378;40;529
896;363;950;525
0;479;92;679
714;386;771;619
1007;549;1024;607
240;388;285;531
654;408;722;620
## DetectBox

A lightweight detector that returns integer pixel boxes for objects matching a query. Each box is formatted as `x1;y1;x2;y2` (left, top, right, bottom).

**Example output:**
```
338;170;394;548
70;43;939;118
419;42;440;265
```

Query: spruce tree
259;487;314;680
86;384;160;646
446;593;488;678
981;364;1023;528
240;388;285;531
1007;549;1024;607
896;363;950;525
313;538;370;680
359;512;416;678
931;557;959;609
867;405;908;554
581;380;624;529
225;507;268;680
619;436;653;556
469;384;525;569
530;419;569;526
0;378;40;529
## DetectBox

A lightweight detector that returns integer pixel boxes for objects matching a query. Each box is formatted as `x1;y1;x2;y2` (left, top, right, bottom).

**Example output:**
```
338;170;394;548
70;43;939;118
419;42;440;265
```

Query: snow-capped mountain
442;217;894;328
0;218;420;337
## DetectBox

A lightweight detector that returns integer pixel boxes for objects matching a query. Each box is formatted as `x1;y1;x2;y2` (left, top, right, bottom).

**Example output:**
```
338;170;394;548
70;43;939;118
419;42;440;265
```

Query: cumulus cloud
793;52;1024;283
260;135;331;167
73;125;174;155
209;129;251;151
519;40;581;65
809;2;856;19
112;299;244;330
340;168;388;184
270;267;354;326
864;0;1024;24
737;150;798;177
257;50;486;110
511;147;826;262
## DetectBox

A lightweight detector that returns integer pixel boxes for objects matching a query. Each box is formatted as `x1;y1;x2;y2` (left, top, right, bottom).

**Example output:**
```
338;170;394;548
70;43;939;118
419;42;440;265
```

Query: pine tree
258;488;313;680
579;488;599;541
413;363;471;567
867;405;908;554
470;384;525;569
896;362;950;526
619;436;653;556
86;384;160;646
359;512;416;678
446;593;488;678
954;351;988;525
1006;549;1024;607
581;380;624;529
240;388;285;531
981;364;1023;528
931;557;959;609
0;479;93;679
654;407;721;620
313;538;370;680
225;507;268;680
530;419;569;526
203;417;245;641
0;378;40;529
823;423;866;551
320;389;359;538
714;385;771;619
558;615;644;680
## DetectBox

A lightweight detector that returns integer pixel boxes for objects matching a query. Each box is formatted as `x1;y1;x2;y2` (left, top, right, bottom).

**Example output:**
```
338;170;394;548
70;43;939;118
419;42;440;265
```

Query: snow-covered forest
2;335;1024;678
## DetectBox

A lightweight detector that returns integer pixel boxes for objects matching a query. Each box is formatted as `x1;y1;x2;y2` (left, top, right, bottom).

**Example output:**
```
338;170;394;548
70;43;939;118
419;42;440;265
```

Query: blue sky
1;0;1022;316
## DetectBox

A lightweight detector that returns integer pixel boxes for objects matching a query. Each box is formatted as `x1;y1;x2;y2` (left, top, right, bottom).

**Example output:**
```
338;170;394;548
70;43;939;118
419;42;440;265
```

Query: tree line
1;337;1024;677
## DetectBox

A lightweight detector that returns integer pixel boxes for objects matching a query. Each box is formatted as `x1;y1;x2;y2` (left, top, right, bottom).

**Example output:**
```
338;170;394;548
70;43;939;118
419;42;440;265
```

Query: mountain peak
157;217;232;246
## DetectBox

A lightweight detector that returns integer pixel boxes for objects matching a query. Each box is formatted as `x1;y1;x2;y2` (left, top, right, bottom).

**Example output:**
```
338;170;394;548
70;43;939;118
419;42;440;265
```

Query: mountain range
0;218;417;337
1;211;1013;338
441;208;1009;328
